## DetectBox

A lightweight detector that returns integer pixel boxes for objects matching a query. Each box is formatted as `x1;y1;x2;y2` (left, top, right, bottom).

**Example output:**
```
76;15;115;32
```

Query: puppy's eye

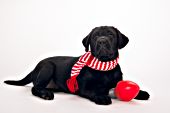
109;34;116;38
91;36;99;41
94;36;99;39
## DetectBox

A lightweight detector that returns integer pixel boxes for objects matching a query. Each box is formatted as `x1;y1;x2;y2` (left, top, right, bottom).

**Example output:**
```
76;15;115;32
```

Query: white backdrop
0;0;170;113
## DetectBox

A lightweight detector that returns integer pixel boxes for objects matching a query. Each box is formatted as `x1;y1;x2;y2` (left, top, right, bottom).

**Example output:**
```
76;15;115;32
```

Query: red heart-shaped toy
114;80;140;101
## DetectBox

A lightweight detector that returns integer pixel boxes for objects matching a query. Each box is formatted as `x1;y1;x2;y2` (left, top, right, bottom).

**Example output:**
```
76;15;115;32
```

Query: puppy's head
82;26;129;61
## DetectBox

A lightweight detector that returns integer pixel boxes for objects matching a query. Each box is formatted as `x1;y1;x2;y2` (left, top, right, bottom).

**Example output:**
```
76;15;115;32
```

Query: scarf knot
67;52;119;93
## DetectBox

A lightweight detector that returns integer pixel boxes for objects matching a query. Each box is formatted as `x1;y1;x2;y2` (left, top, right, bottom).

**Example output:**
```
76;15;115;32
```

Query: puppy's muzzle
95;36;113;60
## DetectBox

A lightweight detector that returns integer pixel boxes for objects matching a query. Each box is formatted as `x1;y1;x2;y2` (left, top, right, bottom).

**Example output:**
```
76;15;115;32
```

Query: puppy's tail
4;72;33;86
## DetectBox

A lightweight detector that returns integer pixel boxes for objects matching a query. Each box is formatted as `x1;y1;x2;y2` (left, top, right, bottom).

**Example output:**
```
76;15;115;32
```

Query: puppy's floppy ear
115;28;129;49
82;33;91;52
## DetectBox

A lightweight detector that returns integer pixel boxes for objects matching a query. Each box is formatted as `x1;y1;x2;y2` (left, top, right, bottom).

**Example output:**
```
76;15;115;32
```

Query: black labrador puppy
4;26;150;105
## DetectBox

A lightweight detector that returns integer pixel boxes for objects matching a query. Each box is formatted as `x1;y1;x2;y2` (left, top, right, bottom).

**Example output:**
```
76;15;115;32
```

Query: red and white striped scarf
67;51;119;93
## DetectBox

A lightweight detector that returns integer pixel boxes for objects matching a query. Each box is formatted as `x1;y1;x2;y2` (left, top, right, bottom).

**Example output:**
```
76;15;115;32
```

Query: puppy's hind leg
31;62;55;100
134;90;150;100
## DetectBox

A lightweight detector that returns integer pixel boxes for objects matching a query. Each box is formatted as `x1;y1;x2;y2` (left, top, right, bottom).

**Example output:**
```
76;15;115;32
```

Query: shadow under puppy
4;26;150;105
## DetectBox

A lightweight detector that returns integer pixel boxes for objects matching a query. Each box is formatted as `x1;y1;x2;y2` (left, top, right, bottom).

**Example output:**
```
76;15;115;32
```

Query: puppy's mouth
94;50;115;61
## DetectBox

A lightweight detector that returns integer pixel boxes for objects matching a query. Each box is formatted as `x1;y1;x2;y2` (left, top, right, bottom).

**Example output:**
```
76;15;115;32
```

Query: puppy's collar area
67;51;119;93
86;52;119;71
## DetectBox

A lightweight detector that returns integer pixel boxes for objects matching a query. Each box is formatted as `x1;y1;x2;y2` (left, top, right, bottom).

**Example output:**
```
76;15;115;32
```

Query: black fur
4;26;149;105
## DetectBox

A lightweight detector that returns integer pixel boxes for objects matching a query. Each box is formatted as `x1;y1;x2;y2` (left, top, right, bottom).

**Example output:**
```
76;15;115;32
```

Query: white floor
0;78;169;113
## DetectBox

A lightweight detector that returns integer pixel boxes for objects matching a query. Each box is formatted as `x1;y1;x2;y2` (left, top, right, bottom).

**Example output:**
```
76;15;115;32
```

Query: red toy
114;80;140;101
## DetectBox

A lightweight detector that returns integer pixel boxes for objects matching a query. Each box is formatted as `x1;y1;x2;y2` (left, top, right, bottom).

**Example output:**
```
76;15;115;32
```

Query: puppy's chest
78;67;115;85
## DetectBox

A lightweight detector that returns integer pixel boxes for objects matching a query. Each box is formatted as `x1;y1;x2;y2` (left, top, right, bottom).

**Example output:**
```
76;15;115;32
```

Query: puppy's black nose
97;37;108;45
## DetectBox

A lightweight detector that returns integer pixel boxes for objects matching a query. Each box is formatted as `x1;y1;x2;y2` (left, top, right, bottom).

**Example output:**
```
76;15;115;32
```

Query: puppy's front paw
134;90;150;100
91;95;112;105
